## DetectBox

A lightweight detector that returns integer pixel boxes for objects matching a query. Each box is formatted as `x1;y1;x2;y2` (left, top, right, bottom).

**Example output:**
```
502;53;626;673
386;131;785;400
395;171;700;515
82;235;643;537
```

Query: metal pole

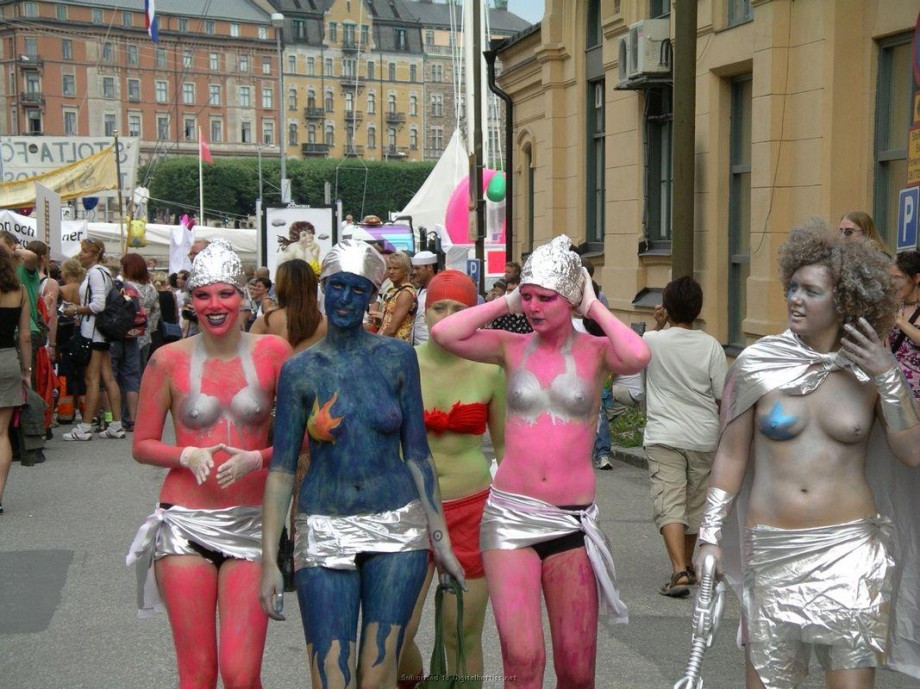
484;45;513;261
272;13;289;203
471;0;485;293
113;131;126;254
671;0;698;279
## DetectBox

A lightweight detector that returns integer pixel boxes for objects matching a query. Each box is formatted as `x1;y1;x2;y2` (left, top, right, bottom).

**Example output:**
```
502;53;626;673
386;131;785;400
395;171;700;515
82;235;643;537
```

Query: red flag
199;134;212;164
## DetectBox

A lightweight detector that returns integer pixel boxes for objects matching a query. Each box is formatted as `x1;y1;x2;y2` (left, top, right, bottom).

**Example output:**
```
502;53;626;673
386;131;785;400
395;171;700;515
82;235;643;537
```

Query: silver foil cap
186;238;246;292
521;234;584;305
320;239;387;290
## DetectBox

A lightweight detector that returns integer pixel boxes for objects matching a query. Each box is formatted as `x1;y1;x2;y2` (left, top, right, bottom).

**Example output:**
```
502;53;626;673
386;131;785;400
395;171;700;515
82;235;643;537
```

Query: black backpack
93;268;139;341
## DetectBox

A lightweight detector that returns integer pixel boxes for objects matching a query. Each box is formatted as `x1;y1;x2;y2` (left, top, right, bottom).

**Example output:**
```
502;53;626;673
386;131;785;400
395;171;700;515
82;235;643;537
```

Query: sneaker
98;424;126;439
63;426;93;441
593;454;613;471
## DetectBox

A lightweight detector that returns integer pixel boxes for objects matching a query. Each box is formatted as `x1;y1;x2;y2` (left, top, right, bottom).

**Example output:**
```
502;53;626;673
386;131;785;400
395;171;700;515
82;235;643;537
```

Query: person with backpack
61;238;125;441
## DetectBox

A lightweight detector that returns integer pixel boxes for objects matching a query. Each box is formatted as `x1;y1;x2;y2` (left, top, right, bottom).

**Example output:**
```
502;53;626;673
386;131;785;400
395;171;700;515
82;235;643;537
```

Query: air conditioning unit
627;18;671;79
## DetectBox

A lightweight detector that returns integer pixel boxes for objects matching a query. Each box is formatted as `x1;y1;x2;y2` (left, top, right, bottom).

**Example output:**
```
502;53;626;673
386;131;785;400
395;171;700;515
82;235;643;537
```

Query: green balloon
486;172;506;202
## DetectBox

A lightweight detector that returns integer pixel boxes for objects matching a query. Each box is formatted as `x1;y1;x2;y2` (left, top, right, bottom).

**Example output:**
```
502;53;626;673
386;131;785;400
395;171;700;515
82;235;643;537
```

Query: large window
389;63;397;81
182;83;195;105
128;79;140;101
62;39;72;60
289;123;298;146
728;75;752;348
586;80;605;243
209;53;219;71
103;77;116;99
62;74;75;97
262;86;273;109
127;45;138;66
157;115;169;140
64;110;77;136
240;54;250;73
155;80;168;103
239;86;251;107
430;93;442;117
874;34;911;247
288;88;297;111
586;0;601;48
241;121;252;143
211;119;223;143
157;48;167;68
727;0;753;27
209;84;221;106
646;87;673;245
128;113;141;137
263;120;274;145
104;114;116;136
183;50;193;69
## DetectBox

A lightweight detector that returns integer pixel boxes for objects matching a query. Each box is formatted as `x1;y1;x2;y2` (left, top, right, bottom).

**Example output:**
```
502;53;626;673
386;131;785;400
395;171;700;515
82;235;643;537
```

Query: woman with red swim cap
399;270;506;689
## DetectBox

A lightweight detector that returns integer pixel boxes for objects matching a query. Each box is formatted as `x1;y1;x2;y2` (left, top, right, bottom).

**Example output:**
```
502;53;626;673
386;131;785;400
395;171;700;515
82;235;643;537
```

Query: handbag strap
890;305;920;353
427;580;466;677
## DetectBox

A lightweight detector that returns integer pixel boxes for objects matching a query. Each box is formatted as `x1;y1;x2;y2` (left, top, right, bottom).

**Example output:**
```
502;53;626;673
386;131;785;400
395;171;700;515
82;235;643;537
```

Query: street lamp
271;12;290;204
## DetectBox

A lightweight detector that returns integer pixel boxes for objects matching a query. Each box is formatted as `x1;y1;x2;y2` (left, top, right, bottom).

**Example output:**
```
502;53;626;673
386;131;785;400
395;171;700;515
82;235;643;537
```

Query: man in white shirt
409;250;438;344
642;277;727;598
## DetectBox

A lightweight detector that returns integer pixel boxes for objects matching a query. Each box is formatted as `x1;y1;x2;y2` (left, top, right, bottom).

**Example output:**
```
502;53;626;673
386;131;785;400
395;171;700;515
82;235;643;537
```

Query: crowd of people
5;208;920;689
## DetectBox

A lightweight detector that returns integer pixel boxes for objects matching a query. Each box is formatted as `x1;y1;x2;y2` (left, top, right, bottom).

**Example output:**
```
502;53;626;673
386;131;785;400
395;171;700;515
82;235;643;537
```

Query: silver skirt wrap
744;517;894;689
294;500;429;570
480;487;628;627
126;505;262;618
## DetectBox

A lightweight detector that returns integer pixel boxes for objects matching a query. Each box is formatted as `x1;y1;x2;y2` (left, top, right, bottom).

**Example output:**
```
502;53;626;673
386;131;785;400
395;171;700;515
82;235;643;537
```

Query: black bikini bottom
529;503;589;561
159;503;233;568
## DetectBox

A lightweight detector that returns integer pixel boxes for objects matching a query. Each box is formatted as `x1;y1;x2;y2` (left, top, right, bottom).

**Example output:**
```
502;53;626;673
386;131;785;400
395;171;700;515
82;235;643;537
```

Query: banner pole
113;132;126;255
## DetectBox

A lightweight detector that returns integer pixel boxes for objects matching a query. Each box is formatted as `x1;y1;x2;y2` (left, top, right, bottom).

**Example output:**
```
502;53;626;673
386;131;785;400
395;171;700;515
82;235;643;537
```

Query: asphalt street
1;427;916;689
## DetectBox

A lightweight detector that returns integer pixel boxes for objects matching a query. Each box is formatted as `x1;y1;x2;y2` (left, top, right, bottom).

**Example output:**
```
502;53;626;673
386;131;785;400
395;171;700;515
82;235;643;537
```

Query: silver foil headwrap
520;234;584;305
320;239;387;290
186;238;247;292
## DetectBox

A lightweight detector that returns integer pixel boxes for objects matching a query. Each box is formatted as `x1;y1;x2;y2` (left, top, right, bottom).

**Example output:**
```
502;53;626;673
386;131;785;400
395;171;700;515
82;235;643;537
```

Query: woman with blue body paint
260;240;465;689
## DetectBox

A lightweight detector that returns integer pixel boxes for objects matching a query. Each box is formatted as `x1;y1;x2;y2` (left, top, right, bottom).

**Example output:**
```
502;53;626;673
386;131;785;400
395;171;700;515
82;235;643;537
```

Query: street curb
611;444;648;470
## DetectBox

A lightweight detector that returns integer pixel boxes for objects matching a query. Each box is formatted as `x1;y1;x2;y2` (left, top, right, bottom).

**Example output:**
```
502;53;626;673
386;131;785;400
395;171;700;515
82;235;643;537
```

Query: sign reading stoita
0;136;139;190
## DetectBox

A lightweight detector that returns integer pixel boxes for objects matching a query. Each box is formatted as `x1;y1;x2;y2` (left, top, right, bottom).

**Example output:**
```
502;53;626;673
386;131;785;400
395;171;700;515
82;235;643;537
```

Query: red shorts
431;488;489;579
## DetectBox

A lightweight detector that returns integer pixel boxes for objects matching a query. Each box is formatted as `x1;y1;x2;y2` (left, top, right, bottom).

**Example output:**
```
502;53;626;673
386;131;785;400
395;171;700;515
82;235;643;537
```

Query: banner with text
0;146;119;209
1;136;138;191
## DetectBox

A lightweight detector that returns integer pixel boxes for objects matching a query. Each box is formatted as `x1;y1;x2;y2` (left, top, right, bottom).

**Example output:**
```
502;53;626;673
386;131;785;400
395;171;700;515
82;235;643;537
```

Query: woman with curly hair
696;221;920;689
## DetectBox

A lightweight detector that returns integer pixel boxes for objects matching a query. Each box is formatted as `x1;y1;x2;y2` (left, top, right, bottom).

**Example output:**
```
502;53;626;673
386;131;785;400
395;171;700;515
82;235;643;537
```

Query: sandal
659;570;691;598
684;564;698;586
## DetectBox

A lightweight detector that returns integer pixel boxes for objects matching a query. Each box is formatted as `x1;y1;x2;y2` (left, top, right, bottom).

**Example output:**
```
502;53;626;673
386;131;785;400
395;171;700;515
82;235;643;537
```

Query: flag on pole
199;132;212;164
145;0;159;43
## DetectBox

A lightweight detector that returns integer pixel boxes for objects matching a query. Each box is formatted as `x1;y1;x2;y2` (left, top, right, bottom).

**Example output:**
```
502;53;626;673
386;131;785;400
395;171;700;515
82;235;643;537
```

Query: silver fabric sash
126;505;262;618
294;500;429;571
480;487;628;626
744;517;894;689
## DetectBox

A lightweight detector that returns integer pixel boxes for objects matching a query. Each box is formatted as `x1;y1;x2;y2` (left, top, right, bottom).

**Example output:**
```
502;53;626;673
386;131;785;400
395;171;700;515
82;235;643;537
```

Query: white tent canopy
0;209;257;269
396;128;469;242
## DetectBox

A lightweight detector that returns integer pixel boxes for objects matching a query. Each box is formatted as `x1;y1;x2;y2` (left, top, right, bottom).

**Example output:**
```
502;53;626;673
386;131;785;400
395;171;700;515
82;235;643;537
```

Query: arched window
409;127;418;150
368;127;376;149
325;124;334;146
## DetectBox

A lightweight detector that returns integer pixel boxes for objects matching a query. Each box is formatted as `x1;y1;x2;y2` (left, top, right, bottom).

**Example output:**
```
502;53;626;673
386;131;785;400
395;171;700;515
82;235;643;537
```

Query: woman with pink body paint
431;235;650;689
128;240;292;689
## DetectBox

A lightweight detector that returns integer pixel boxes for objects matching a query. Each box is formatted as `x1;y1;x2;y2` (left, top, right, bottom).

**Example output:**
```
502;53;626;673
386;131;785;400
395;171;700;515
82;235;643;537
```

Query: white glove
503;289;523;314
577;268;598;317
216;446;264;488
179;444;222;485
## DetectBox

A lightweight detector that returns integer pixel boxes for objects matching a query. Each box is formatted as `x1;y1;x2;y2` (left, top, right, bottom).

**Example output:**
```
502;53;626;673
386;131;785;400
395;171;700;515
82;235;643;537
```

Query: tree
140;157;435;225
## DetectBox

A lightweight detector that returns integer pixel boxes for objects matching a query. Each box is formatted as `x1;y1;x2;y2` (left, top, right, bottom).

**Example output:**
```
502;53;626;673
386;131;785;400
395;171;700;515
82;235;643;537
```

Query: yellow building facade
497;0;918;347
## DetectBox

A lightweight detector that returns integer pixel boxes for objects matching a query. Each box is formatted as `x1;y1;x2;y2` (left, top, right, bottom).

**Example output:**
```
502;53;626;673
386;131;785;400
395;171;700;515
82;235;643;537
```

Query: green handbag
417;580;471;689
